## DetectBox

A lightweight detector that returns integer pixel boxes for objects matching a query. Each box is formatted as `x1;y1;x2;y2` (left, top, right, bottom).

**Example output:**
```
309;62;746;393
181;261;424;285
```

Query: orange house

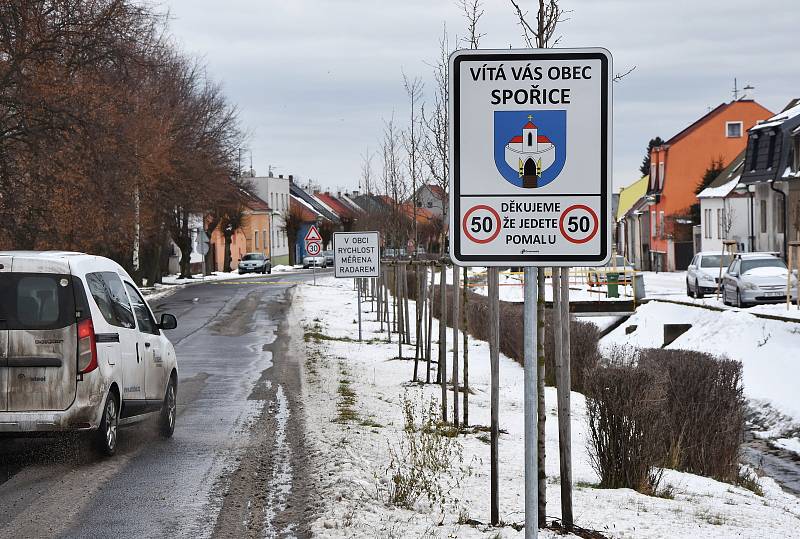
645;99;772;271
210;191;273;271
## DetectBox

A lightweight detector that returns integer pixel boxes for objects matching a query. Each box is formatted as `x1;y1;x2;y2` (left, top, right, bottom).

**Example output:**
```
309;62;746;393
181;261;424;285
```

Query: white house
251;172;292;266
698;152;751;253
504;117;556;188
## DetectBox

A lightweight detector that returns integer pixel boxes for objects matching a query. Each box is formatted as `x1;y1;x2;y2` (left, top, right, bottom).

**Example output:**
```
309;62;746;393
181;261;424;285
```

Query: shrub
584;347;666;494
379;392;467;509
426;280;599;393
639;348;744;482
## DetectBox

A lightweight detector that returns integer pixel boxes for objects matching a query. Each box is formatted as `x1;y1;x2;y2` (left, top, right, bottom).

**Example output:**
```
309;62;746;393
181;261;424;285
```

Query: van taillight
77;318;98;374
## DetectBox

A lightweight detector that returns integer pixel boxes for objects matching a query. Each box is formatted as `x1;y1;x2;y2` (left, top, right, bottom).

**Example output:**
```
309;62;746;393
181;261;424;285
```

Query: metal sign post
333;231;381;342
305;225;322;286
448;48;612;537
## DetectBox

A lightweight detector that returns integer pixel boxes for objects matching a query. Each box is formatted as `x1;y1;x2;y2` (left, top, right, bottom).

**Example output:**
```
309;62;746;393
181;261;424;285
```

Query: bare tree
722;203;736;239
360;148;375;195
509;0;569;48
381;115;408;249
403;73;424;252
421;26;453;251
459;0;485;49
509;0;635;81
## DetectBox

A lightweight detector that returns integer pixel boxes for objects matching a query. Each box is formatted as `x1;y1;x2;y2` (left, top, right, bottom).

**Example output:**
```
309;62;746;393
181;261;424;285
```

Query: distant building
251;173;292;266
615;176;649;268
209;190;272;271
739;98;800;259
697;151;750;253
645;99;772;270
411;184;447;219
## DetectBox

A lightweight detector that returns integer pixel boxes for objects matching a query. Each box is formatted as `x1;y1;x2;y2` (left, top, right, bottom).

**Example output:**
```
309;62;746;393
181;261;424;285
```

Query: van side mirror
159;313;178;330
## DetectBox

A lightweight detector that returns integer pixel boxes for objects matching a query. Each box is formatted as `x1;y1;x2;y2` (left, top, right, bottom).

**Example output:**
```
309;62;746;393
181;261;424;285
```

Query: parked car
0;251;179;456
588;255;635;286
721;253;798;307
686;252;734;298
237;252;271;274
302;254;326;268
323;250;334;266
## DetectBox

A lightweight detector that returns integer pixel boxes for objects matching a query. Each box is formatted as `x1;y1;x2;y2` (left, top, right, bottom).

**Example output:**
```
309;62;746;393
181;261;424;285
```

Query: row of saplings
421;280;749;496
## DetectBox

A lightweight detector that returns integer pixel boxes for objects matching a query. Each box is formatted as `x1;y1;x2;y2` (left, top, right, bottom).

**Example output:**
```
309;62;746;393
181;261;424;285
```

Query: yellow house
210;191;273;271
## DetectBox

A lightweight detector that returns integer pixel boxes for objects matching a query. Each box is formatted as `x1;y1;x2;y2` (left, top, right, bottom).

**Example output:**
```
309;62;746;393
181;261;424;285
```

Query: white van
0;252;179;456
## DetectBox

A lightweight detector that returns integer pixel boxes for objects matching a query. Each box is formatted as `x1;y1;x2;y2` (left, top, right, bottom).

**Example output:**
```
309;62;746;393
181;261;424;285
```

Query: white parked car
721;252;798;307
302;254;326;268
0;251;179;456
686;251;734;298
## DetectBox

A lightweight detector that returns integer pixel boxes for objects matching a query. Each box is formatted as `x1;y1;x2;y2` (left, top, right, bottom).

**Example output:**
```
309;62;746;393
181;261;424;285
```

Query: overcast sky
163;0;800;192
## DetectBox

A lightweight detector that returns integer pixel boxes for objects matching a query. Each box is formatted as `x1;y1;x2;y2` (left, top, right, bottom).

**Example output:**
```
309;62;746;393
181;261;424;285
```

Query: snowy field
295;277;800;538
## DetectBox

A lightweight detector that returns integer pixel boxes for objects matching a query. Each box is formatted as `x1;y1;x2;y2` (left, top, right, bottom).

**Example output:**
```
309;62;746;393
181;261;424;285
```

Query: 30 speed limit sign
448;48;612;266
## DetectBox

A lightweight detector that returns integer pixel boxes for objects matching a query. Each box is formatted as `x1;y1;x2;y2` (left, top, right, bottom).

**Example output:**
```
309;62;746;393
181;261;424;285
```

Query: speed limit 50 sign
449;48;612;266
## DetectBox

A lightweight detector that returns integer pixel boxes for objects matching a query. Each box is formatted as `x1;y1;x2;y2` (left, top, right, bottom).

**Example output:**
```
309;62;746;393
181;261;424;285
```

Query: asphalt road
0;269;329;539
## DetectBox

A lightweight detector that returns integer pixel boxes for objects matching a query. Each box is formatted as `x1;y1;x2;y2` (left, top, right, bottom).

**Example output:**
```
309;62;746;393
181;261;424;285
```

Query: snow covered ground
464;268;800;321
295;277;800;538
140;265;307;300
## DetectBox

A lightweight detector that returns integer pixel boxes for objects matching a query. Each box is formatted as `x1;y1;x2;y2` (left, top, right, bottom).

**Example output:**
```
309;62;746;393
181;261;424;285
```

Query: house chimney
278;174;283;179
352;190;360;197
288;174;294;181
337;191;342;198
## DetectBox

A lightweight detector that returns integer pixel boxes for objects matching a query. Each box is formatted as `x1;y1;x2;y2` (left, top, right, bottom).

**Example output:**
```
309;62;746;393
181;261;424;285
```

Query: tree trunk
537;270;547;527
223;231;233;272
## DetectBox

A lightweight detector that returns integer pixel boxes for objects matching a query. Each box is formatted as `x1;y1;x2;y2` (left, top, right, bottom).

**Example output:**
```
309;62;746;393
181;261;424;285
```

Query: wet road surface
0;270;328;539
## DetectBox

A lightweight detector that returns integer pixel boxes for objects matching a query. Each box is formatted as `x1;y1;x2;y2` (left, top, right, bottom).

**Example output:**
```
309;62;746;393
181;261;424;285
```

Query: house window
651;211;657;236
775;197;785;234
703;209;711;239
658;162;665;188
263;229;268;250
766;132;777;170
716;208;723;239
254;231;259;249
726;121;743;138
659;211;665;237
650;163;656;184
527;132;533;146
760;199;767;233
749;135;760;171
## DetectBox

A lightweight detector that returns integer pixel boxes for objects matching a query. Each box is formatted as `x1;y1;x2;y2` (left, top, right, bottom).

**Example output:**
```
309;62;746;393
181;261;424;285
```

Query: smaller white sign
333;231;380;278
306;241;321;256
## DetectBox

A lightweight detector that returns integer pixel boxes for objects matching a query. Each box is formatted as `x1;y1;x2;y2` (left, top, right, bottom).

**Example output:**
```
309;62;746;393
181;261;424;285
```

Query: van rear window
0;273;77;330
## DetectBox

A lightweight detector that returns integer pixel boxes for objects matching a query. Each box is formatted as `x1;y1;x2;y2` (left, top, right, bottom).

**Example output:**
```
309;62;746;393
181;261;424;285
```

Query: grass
737;468;764;497
695;509;726;526
335;376;360;423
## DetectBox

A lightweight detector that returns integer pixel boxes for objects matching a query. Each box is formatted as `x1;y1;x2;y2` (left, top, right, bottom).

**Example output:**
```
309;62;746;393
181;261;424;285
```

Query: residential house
209;190;272;271
412;184;447;219
615;176;649;268
697;152;751;253
645;99;772;270
739;99;800;258
251;172;291;266
288;181;340;262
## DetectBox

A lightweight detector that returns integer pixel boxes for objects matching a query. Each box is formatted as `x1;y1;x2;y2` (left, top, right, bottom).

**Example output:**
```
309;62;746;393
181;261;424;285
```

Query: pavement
0;269;331;539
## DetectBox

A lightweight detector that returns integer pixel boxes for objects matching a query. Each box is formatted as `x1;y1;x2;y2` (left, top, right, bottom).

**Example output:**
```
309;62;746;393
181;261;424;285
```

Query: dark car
237;252;271;274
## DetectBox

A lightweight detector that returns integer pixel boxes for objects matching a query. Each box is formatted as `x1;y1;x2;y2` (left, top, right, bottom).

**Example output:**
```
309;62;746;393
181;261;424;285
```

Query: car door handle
136;342;140;363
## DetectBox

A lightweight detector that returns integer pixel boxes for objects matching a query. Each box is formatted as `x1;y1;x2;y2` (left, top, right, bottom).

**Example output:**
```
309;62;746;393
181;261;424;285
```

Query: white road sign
333;231;380;278
306;241;321;256
449;48;612;266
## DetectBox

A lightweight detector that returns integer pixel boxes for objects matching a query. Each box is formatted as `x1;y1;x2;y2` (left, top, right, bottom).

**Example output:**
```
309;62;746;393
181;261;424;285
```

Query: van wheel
96;392;119;456
159;378;177;438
